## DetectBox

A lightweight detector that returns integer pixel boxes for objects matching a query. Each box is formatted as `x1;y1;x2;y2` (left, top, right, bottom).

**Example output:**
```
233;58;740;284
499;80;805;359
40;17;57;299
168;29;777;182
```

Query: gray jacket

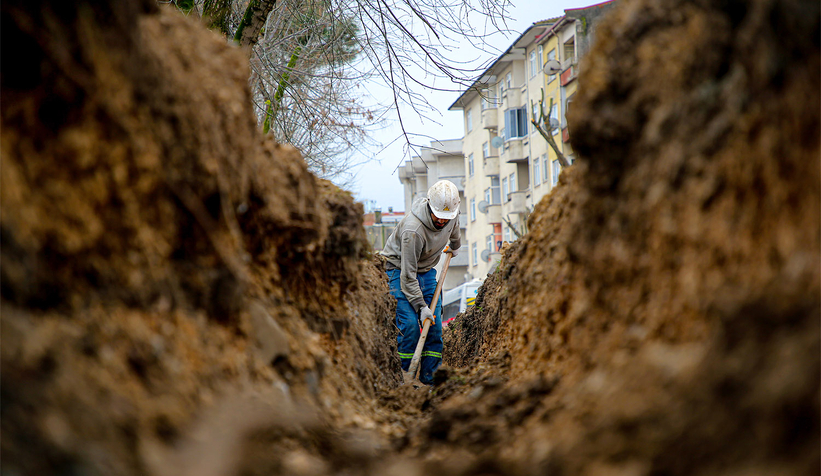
381;197;461;312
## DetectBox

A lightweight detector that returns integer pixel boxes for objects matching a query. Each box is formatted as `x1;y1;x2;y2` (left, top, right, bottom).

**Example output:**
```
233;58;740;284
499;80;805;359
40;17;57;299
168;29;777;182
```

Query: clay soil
1;0;819;475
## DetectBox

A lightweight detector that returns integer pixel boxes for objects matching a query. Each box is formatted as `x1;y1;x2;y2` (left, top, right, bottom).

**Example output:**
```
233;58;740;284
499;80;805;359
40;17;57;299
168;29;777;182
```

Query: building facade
448;0;616;280
364;209;404;250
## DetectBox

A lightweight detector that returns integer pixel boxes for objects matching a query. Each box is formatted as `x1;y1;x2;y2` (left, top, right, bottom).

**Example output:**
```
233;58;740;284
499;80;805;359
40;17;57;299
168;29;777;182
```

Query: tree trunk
263;45;302;134
233;0;277;48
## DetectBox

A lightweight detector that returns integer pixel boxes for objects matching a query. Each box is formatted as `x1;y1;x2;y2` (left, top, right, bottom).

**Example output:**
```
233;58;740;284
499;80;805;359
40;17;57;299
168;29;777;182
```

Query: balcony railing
449;251;469;267
483;156;500;176
504;138;527;163
485;203;502;223
508;190;528;214
560;64;577;86
482;109;498;129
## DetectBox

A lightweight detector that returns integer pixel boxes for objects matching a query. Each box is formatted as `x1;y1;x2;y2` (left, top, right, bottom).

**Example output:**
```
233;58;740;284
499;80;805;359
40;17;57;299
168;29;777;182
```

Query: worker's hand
419;306;434;328
449;247;459;257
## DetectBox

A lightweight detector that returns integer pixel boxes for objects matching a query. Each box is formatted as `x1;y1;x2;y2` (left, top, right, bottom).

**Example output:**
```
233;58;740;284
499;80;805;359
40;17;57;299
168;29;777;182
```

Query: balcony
449;250;469;267
398;165;411;180
503;87;522;107
508;191;528;214
560;64;577;86
482;109;498;129
483;156;499;176
485;203;502;223
412;155;426;174
489;251;502;264
504;138;527;163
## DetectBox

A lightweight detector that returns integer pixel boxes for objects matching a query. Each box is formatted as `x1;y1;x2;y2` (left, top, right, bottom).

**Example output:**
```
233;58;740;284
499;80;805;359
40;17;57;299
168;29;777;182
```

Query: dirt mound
439;0;820;473
1;2;400;475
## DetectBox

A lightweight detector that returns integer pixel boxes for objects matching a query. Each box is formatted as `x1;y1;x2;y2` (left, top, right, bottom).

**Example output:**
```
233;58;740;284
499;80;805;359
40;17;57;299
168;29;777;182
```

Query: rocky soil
1;0;818;475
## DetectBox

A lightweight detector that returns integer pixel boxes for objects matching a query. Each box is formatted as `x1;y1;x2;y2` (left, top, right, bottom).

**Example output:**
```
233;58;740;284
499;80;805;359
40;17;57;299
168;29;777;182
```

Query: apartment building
364;209;404;250
449;1;616;279
397;139;470;290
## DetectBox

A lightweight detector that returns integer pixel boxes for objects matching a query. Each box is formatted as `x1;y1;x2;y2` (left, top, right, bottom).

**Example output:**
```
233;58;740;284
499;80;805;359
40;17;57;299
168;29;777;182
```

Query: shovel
403;250;453;386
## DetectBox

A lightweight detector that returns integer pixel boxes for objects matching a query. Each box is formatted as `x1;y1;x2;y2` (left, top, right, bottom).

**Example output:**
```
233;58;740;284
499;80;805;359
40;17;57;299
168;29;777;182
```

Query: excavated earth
1;1;819;475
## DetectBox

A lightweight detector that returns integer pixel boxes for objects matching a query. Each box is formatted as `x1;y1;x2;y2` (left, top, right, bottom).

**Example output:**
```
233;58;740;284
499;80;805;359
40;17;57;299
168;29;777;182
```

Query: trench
1;1;819;475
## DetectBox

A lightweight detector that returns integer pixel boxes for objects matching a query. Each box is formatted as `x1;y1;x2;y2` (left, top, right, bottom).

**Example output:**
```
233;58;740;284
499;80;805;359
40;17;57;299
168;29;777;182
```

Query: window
529;51;537;78
547;49;557;82
499;128;505;152
498;81;504;97
502;177;509;202
484;188;491;204
472;242;478;267
506;72;512;90
543;155;550;183
508;172;516;193
490;176;501;204
482;142;490;159
504;107;528;140
538;45;544;68
470;198;476;221
490;177;501;203
532;101;540;125
481;89;497;110
564;37;576;65
468;153;474;176
552;159;561;186
534;158;541;186
486;234;493;252
503;226;511;242
550;104;559;134
466;109;473;132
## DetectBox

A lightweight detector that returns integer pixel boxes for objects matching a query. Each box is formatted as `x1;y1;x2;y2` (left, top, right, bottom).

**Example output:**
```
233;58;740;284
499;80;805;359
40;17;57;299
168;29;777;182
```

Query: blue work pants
387;268;443;385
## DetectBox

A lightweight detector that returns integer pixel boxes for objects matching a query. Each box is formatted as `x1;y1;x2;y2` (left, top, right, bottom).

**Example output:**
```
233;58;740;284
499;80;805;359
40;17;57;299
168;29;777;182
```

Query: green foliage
202;0;233;36
175;0;195;14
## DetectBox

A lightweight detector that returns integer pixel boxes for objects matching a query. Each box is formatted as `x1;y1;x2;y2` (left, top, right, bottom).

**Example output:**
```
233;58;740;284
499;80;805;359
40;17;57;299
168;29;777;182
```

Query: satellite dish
477;200;489;213
490;136;504;149
480;249;491;262
549;118;560;130
543;59;561;75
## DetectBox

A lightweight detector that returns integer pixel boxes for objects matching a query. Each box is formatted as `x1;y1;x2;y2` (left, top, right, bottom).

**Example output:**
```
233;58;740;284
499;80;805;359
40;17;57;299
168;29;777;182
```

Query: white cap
427;180;460;220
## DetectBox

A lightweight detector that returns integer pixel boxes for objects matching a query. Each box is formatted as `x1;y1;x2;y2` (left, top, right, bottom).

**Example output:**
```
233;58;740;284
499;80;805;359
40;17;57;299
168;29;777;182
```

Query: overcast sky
347;0;600;212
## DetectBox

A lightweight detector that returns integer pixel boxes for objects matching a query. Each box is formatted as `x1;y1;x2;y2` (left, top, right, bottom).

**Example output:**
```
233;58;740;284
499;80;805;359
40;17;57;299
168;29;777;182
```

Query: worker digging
380;180;462;386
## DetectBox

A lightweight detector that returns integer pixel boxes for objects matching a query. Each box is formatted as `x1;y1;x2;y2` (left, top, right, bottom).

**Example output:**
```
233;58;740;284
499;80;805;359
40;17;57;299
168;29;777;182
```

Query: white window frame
502;177;509;202
482;142;490;159
534;158;541;186
468;153;475;176
506;72;512;90
543;155;550;183
552;159;561;186
489;176;501;204
508;172;516;193
470;198;476;222
472;242;478;267
529;50;537;77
